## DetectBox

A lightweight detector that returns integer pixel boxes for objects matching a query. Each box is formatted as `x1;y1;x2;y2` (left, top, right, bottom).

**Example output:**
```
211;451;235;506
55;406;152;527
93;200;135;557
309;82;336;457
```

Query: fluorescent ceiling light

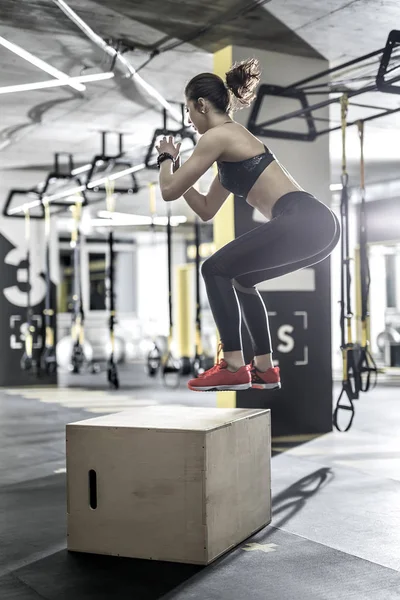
0;34;86;92
72;162;94;176
97;211;187;227
92;219;185;228
0;72;114;95
8;200;42;215
94;216;152;227
47;185;87;202
87;163;146;189
153;216;187;226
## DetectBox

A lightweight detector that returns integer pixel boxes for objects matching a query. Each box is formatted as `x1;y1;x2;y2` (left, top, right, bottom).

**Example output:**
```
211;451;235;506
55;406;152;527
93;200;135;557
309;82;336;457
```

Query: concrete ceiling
0;0;399;230
266;0;399;63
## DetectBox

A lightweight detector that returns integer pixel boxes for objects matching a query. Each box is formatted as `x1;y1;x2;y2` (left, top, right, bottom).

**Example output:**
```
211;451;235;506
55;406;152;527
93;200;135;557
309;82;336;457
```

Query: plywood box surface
67;406;271;564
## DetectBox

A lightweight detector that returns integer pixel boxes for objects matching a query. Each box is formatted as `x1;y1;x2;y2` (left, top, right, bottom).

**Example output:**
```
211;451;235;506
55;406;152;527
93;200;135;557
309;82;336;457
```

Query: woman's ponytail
225;57;261;109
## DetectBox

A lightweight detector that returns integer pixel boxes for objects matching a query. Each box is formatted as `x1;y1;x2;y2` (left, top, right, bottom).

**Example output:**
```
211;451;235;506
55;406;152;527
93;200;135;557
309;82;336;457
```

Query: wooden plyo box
66;406;271;565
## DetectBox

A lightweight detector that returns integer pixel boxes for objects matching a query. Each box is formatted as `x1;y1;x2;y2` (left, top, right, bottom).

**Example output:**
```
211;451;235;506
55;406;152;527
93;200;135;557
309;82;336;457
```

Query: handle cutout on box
89;469;98;509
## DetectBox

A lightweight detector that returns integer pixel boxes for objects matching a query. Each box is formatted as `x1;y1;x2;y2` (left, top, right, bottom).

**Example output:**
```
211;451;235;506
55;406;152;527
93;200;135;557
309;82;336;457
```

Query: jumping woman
156;58;340;392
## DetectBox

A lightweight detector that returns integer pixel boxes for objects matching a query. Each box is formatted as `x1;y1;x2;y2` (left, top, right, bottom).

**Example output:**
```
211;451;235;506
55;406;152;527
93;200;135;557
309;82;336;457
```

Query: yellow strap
357;120;365;192
340;94;349;177
71;206;78;244
72;315;84;344
71;194;83;245
105;179;116;213
195;324;203;355
148;182;156;216
24;206;30;243
45;326;54;348
342;349;348;382
25;330;33;358
43;198;51;238
166;326;173;356
346;318;353;345
110;330;115;353
361;321;368;347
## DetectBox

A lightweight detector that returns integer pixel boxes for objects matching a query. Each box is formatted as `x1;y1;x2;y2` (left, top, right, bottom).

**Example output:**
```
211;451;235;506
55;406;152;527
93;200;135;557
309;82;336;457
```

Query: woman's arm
181;187;209;221
159;130;223;202
179;176;230;221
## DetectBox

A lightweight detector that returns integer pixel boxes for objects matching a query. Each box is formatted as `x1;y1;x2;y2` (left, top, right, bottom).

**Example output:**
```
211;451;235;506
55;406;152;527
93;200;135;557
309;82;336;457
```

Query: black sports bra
217;143;275;198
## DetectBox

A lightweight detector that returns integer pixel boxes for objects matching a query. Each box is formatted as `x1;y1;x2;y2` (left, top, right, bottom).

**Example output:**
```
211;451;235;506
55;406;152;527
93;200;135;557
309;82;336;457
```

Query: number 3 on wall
3;245;46;308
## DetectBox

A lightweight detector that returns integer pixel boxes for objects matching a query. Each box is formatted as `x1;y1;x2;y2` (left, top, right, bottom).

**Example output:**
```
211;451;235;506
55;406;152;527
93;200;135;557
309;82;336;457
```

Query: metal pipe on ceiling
52;0;182;123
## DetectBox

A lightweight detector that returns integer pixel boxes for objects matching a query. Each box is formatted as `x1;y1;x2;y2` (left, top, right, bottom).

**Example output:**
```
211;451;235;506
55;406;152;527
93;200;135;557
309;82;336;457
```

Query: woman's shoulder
200;122;248;146
196;127;228;152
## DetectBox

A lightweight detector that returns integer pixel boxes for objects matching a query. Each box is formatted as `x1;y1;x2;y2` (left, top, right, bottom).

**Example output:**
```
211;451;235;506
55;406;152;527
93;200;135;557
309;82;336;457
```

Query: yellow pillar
176;264;193;360
213;46;236;408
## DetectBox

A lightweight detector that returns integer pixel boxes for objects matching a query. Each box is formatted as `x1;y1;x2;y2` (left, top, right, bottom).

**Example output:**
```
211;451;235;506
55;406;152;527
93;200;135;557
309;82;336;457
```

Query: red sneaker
188;359;251;392
250;360;281;390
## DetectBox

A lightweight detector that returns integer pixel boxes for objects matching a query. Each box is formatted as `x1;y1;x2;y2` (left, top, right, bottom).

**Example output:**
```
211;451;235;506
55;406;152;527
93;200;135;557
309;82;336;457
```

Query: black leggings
201;191;340;355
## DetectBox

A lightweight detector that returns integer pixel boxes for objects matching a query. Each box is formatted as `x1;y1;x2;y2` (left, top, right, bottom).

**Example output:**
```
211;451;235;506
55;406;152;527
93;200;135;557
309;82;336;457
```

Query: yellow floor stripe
272;434;322;443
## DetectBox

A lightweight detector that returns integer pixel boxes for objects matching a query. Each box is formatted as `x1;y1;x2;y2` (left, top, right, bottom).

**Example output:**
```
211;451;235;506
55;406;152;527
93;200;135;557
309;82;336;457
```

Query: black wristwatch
157;152;174;168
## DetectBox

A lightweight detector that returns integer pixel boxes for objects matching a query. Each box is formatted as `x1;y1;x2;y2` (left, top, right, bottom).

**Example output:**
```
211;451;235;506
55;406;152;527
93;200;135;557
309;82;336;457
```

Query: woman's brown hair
185;57;261;113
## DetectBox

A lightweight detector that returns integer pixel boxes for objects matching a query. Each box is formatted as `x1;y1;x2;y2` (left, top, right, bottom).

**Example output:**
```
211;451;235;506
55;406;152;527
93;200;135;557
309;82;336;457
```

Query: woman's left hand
156;136;181;160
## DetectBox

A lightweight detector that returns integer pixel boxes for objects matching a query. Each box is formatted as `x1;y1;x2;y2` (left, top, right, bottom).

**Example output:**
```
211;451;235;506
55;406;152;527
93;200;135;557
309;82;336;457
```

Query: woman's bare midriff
246;160;304;220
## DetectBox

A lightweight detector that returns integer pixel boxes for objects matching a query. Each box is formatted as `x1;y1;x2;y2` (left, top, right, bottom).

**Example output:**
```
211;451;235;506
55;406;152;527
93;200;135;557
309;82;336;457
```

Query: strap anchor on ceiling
86;132;140;195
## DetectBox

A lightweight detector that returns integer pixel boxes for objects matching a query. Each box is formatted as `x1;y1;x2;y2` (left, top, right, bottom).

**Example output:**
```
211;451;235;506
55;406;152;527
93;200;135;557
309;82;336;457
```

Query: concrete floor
1;364;400;599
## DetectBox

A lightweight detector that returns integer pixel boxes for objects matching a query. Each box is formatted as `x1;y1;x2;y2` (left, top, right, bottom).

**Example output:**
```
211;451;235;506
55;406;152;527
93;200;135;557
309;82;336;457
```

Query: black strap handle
333;383;356;432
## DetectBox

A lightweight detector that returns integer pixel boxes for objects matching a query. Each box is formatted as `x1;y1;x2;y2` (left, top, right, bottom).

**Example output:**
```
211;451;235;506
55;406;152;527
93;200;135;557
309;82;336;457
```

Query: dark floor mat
0;572;45;600
12;550;202;600
163;526;400;600
0;475;66;574
5;527;400;600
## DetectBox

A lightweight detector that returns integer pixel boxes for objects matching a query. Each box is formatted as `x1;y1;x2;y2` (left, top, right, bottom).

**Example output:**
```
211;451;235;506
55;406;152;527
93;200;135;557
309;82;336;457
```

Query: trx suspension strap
20;207;35;371
70;195;85;374
333;94;361;432
145;183;162;378
105;179;119;389
356;120;378;392
161;202;181;388
40;198;57;374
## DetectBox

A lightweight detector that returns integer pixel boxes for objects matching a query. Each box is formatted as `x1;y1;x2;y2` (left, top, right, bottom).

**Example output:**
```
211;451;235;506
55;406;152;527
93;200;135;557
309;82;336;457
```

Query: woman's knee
201;255;233;280
232;277;258;294
201;256;219;279
233;273;257;290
